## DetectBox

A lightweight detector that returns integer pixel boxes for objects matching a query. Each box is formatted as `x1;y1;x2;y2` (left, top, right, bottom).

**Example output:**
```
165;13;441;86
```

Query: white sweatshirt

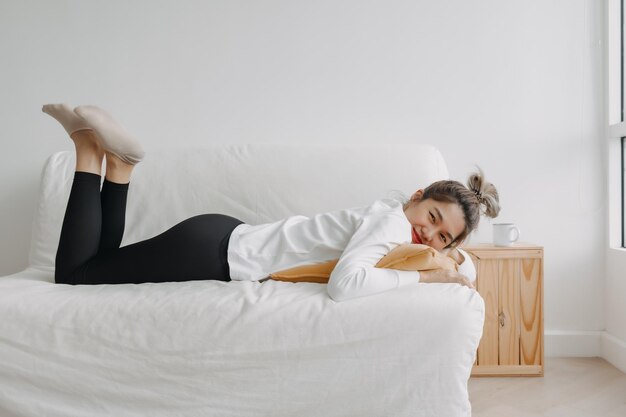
227;198;475;302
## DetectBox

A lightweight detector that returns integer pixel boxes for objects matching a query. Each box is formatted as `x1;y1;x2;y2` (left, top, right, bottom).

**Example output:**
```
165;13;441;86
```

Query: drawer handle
499;312;505;327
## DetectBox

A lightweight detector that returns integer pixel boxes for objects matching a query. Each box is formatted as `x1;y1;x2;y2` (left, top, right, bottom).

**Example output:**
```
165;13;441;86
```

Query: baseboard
601;332;626;374
544;330;602;357
544;330;626;373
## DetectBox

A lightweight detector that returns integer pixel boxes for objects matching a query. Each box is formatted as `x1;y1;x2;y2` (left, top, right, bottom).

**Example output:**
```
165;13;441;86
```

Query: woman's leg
98;152;136;251
46;104;245;285
61;214;244;285
54;129;106;281
98;176;129;251
44;104;136;280
67;151;245;285
56;167;243;285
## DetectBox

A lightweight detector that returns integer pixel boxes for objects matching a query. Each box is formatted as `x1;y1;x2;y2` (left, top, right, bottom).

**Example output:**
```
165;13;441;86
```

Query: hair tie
473;189;483;202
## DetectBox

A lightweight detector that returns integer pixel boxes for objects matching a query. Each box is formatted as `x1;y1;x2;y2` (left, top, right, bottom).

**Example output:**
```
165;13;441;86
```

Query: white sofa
0;144;484;417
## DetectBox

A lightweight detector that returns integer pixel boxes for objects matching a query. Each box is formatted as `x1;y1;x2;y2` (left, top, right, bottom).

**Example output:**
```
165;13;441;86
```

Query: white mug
493;223;520;247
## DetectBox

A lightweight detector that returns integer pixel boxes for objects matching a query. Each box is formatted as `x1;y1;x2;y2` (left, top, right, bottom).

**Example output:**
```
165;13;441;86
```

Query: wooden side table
462;243;544;377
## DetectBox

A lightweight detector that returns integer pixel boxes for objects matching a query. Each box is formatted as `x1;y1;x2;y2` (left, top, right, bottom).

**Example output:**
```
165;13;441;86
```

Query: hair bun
467;166;500;218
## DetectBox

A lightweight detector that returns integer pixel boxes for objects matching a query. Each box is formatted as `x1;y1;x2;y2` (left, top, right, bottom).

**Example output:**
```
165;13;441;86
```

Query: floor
468;357;626;417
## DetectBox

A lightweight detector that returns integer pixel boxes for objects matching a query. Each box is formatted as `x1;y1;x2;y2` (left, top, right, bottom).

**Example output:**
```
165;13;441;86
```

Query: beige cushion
269;243;458;283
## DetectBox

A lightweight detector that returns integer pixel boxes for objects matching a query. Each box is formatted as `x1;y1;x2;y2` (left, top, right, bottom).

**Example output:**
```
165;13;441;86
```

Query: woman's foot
42;103;92;136
74;105;145;165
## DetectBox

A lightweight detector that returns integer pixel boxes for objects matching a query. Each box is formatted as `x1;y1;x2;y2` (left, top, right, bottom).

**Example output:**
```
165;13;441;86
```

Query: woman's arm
327;213;420;302
327;212;477;301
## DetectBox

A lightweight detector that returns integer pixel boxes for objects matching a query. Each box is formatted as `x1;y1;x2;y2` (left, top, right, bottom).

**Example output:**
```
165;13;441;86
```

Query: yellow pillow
269;243;458;283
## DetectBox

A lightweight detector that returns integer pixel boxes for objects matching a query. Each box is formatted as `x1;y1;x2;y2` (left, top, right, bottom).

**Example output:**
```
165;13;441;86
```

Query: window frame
608;0;625;249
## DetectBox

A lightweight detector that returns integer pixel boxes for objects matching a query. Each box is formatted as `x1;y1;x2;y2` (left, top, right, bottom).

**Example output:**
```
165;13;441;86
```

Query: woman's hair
401;166;501;248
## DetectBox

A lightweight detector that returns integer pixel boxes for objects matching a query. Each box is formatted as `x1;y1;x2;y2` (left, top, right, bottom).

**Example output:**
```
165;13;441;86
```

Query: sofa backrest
28;143;449;269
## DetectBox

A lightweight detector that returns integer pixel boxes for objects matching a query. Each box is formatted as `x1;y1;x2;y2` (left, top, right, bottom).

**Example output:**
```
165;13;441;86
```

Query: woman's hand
420;269;475;289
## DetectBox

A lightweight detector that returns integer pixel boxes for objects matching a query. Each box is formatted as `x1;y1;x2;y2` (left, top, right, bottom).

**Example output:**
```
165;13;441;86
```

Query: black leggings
55;171;244;285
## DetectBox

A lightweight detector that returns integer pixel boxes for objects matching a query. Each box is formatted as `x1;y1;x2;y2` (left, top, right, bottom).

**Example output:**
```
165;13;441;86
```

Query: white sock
42;103;92;136
74;105;144;165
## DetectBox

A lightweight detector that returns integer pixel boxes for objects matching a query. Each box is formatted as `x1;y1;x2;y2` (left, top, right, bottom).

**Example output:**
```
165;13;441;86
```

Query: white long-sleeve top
227;198;475;302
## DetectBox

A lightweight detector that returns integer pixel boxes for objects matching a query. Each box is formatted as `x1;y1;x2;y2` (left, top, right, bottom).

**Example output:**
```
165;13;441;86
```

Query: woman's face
403;190;466;251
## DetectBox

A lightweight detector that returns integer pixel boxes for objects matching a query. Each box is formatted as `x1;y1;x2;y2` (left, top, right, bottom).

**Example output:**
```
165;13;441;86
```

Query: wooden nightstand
462;243;544;377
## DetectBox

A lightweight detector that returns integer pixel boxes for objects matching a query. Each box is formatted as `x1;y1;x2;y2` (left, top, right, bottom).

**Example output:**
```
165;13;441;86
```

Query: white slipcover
1;144;484;417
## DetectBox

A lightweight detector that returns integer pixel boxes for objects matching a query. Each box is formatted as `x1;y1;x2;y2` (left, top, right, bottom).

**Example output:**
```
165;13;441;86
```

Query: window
608;0;626;248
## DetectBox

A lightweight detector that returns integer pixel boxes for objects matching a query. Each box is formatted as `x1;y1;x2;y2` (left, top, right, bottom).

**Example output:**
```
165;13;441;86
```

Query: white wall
605;250;626;371
0;0;605;355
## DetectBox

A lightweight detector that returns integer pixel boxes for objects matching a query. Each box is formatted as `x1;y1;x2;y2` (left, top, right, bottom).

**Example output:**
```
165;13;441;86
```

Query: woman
42;104;500;302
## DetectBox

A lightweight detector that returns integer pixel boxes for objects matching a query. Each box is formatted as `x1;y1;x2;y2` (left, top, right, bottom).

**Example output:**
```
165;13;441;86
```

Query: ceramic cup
493;223;520;247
